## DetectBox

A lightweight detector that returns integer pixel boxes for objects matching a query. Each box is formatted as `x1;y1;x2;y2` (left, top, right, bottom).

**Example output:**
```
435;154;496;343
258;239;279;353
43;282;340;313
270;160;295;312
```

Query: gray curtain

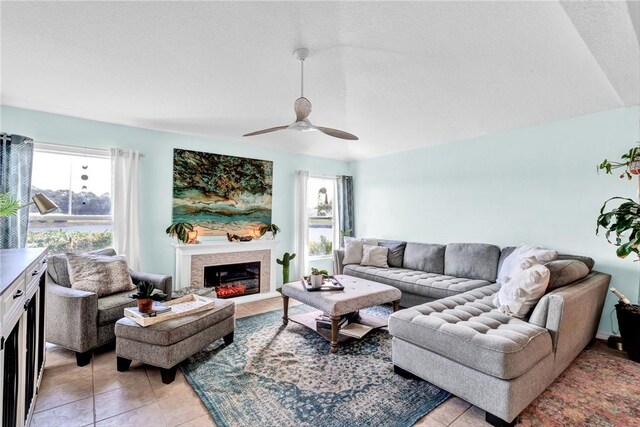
337;175;354;247
1;134;34;248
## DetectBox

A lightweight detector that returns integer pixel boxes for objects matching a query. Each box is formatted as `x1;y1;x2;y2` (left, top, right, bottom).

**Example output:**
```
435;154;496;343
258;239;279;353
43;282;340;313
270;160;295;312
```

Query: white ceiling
1;1;638;161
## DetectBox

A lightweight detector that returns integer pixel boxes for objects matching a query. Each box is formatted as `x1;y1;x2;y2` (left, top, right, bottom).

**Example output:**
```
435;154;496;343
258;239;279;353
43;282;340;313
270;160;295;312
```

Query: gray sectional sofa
333;241;610;426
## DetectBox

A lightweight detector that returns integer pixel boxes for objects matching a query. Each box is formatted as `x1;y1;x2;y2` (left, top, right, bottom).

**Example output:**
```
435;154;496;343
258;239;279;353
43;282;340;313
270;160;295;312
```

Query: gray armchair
45;248;172;366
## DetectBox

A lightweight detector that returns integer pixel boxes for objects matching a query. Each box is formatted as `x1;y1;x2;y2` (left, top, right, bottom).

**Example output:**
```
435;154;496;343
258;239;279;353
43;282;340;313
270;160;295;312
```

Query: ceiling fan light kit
243;48;358;141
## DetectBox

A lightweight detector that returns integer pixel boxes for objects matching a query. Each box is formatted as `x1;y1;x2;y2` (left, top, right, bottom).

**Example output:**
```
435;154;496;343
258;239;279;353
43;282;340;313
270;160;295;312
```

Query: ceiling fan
243;48;358;141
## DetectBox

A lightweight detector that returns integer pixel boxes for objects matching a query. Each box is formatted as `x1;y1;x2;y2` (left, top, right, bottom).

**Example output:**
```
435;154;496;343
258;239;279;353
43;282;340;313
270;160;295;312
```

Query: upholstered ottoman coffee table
281;275;401;353
114;299;235;383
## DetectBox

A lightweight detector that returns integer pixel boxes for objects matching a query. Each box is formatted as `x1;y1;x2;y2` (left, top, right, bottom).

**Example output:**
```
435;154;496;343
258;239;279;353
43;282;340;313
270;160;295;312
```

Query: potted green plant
596;144;640;362
129;281;167;313
165;222;194;244
276;252;296;284
259;223;280;239
598;144;640;179
0;193;20;217
310;267;328;289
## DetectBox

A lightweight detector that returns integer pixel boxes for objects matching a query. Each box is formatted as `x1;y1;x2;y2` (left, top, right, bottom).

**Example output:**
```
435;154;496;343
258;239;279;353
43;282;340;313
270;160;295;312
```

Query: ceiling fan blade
316;127;359;141
294;97;312;121
243;126;289;137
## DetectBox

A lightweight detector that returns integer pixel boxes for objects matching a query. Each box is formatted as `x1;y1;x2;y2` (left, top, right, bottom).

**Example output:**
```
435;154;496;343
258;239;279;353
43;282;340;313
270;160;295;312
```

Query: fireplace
204;262;261;299
174;239;279;302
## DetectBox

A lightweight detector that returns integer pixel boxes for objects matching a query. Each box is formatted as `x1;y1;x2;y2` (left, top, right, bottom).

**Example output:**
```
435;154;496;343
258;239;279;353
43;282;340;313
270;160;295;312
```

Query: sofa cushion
361;245;389;267
498;247;517;273
343;238;364;265
545;260;590;292
67;253;135;297
444;243;500;282
389;284;553;380
343;264;491;300
556;254;595;271
48;248;117;287
501;247;595;272
403;243;446;274
378;240;406;268
97;290;137;326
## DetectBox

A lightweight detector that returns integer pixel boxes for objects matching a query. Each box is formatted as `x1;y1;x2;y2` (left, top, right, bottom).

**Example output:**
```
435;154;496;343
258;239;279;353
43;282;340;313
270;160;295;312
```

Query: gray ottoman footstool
115;299;235;383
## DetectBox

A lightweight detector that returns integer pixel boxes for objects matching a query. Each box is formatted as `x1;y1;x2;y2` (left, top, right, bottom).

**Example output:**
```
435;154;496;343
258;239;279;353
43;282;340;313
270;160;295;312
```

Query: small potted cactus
129;281;168;313
276;252;296;283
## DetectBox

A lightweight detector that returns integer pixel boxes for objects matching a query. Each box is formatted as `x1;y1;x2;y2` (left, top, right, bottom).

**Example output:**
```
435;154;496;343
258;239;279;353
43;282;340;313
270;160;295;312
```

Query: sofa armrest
46;283;99;352
130;271;173;300
333;249;346;275
532;272;610;374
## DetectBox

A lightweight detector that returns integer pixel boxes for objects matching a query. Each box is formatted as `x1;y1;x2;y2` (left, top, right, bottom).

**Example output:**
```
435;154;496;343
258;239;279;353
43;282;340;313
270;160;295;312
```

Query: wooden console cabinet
0;248;47;427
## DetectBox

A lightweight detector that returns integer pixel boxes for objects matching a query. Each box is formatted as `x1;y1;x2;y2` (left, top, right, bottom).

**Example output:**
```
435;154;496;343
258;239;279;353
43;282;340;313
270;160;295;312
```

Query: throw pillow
343;238;365;265
497;244;557;284
378;240;406;268
361;238;379;247
47;247;118;288
361;245;389;268
493;256;551;318
545;260;589;292
67;254;135;297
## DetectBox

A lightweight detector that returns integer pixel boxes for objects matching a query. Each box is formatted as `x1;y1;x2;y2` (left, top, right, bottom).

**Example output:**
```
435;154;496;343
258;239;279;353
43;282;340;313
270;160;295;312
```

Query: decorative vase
137;298;153;313
187;230;199;244
631;161;640;175
310;274;324;288
263;231;274;240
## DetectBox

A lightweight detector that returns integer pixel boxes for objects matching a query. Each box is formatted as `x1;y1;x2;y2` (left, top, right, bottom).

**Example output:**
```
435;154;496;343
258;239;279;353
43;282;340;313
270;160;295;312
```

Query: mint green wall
1;105;350;283
352;107;640;336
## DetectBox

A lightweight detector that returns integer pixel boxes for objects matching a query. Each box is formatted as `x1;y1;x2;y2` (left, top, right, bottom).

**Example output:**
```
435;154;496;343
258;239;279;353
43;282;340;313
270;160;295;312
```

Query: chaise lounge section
334;240;610;425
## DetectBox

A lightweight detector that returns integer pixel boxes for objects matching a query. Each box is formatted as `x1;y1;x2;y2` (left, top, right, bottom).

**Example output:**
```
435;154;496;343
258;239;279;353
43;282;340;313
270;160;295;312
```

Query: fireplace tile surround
173;239;280;303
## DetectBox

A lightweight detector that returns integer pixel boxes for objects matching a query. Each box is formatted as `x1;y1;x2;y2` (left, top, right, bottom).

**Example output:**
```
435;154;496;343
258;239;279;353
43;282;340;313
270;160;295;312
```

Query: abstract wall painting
172;148;273;237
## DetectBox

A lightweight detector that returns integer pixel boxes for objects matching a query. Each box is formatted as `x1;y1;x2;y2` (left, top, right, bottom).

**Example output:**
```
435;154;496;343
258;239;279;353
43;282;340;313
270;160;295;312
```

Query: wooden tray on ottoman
124;294;216;327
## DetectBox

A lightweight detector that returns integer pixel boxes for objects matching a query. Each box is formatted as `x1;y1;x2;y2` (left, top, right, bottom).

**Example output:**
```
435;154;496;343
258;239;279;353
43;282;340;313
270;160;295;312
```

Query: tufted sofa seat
388;284;553;380
343;264;491;301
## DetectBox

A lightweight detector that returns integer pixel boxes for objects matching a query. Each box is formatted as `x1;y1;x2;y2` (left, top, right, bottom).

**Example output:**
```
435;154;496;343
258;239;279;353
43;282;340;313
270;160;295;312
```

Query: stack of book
315;311;373;338
316;312;352;330
128;302;172;318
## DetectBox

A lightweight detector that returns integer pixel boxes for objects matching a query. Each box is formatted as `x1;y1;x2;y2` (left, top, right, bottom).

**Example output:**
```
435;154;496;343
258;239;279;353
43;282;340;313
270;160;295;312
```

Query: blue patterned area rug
181;304;450;427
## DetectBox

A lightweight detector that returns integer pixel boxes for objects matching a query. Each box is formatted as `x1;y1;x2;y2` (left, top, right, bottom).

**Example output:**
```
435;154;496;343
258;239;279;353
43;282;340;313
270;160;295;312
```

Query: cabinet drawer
27;254;47;281
2;275;26;322
27;259;47;292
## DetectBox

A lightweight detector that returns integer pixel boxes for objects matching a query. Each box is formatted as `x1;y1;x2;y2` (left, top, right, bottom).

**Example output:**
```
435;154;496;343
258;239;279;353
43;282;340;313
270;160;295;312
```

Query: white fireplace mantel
173;239;280;303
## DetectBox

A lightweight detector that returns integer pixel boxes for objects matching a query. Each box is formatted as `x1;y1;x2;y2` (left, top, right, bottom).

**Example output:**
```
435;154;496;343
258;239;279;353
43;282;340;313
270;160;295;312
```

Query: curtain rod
33;140;145;157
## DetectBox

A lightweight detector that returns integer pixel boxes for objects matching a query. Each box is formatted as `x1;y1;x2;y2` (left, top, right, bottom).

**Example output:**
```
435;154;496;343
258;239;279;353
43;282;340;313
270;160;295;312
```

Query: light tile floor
33;297;624;427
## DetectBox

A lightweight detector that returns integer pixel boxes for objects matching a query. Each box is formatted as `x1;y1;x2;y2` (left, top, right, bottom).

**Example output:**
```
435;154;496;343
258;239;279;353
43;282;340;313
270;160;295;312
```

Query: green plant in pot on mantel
596;142;640;362
259;223;280;240
129;281;167;313
165;222;195;244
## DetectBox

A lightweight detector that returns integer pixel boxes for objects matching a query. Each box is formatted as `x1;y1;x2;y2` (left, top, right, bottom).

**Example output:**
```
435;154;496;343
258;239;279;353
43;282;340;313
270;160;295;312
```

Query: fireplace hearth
204;262;261;299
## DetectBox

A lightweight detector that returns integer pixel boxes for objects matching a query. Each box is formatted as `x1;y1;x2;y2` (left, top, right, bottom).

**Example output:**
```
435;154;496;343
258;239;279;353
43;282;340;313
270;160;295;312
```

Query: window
27;144;113;254
307;176;338;258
